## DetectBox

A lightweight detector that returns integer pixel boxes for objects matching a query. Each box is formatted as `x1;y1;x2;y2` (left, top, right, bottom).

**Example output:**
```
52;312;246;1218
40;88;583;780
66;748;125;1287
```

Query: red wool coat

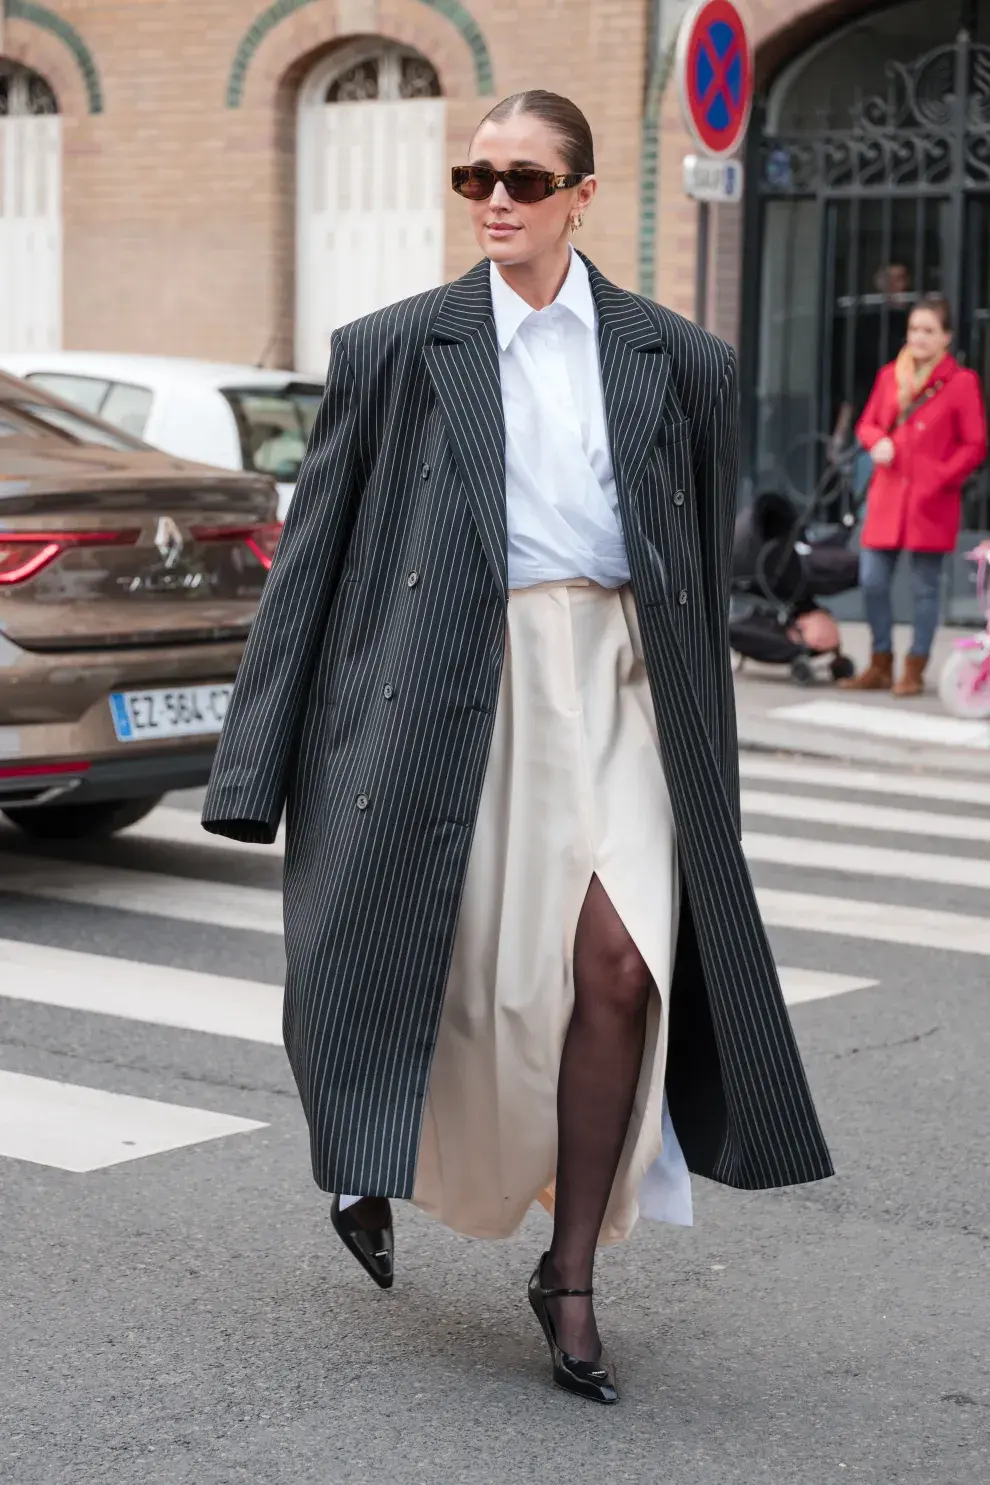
857;354;987;552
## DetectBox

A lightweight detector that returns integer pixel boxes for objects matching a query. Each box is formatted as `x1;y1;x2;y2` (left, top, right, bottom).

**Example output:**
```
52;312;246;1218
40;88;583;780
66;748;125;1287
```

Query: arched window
324;45;441;104
0;61;59;117
295;41;446;375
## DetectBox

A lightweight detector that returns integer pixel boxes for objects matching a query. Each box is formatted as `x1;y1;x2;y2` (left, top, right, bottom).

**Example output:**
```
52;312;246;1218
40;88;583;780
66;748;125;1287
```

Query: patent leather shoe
330;1195;394;1289
528;1253;618;1404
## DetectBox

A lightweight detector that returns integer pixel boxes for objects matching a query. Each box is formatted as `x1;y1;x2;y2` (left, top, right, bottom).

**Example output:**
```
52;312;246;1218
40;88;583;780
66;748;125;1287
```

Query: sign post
676;0;753;328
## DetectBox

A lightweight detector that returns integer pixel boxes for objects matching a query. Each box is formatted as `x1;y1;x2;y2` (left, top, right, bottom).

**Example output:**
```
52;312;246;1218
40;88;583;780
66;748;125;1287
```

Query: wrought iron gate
743;27;990;619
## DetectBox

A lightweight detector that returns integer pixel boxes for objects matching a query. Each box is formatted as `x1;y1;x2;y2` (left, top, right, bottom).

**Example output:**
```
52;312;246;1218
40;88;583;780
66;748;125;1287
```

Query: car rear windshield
222;384;322;483
2;398;148;450
25;373;154;439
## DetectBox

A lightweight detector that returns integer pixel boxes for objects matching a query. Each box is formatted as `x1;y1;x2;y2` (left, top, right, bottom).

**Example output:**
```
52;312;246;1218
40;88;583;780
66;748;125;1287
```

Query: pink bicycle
938;542;990;719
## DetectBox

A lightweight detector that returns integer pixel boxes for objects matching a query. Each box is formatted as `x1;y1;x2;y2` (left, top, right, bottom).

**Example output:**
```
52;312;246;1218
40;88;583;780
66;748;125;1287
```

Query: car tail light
0;530;140;586
0;760;91;779
191;522;284;571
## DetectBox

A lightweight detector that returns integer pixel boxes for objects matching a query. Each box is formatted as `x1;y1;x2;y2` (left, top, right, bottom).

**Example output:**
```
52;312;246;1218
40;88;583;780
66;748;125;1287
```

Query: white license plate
109;684;232;742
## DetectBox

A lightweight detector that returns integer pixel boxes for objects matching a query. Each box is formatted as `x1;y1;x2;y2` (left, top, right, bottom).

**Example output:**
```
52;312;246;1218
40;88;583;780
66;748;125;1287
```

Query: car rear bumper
0;634;244;807
0;747;218;808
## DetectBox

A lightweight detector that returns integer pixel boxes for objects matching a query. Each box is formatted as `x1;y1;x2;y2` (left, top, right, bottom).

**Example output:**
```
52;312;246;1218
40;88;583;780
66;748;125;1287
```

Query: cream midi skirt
408;579;692;1244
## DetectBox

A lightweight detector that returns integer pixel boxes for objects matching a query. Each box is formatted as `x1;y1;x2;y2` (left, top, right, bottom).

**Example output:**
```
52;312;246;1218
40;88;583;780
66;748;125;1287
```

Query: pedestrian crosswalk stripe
0;854;283;935
746;831;990;890
125;806;284;856
5;829;988;938
0;937;282;1043
741;790;989;842
0;935;873;1037
757;889;990;955
777;968;878;1004
770;699;990;750
739;755;990;808
0;1070;266;1173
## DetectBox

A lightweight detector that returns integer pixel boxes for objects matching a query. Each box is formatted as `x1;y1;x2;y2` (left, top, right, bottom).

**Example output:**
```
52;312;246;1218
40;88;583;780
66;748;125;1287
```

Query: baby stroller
730;478;861;686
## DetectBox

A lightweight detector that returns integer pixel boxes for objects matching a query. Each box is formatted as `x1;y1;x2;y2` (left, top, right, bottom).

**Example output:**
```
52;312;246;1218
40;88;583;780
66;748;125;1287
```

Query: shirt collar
489;246;597;351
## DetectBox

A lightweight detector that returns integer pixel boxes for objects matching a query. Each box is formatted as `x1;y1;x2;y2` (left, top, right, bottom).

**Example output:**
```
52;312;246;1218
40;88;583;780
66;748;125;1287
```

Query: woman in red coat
842;295;987;696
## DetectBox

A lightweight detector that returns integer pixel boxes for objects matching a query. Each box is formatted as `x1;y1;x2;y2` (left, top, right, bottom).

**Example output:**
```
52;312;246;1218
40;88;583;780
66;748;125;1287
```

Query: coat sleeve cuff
201;815;279;845
201;792;282;845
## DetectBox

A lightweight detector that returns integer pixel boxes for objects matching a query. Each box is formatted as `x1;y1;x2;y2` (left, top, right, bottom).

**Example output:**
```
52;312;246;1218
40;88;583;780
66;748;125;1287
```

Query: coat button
407;571;419;588
421;462;431;479
382;684;394;699
673;489;685;506
678;588;689;606
356;793;369;810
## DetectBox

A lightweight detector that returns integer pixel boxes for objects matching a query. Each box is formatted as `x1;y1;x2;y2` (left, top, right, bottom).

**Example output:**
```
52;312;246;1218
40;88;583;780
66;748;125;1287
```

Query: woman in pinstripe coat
203;91;832;1405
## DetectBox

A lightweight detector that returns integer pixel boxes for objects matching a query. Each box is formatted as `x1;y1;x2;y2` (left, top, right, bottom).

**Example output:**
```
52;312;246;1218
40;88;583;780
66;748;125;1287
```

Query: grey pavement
1;752;988;1484
735;620;990;773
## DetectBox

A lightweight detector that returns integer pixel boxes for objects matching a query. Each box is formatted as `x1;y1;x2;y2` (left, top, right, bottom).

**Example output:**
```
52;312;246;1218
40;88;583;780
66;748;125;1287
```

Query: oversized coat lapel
423;262;507;599
586;257;672;518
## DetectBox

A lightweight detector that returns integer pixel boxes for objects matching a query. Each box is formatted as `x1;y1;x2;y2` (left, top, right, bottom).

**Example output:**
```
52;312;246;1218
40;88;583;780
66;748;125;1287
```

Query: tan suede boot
838;651;893;691
892;654;927;697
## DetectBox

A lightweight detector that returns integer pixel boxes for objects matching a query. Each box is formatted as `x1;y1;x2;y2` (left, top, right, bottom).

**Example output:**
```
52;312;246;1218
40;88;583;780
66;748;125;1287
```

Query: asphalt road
1;753;988;1484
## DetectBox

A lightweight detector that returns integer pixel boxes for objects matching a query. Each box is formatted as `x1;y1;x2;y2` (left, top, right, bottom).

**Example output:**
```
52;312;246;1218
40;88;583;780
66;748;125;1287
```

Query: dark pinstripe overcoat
203;255;833;1199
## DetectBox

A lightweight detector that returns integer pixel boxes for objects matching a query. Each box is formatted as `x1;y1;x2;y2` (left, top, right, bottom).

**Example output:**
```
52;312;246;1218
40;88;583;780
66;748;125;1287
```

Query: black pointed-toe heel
528;1253;618;1404
330;1196;394;1289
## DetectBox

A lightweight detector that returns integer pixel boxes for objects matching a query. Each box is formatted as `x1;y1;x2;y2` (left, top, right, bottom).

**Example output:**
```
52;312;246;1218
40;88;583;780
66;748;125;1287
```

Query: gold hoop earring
570;213;584;233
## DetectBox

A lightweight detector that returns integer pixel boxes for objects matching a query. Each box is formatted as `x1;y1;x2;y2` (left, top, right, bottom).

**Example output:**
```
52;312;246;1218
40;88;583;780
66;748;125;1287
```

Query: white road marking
124;807;284;856
0;937;282;1043
0;1070;266;1172
741;790;989;842
0;931;868;1030
778;967;878;1004
739;755;990;808
770;699;990;749
0;855;283;934
745;831;990;889
758;889;990;955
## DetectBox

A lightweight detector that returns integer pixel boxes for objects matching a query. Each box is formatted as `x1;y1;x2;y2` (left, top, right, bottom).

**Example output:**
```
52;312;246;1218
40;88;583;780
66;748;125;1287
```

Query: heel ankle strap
537;1254;593;1299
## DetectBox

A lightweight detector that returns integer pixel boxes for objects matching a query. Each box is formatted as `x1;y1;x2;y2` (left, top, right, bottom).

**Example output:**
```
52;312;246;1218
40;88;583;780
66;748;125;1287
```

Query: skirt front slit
411;579;687;1242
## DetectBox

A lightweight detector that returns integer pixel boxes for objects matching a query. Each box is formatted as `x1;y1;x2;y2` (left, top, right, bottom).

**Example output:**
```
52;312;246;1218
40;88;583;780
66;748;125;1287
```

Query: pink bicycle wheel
938;647;990;719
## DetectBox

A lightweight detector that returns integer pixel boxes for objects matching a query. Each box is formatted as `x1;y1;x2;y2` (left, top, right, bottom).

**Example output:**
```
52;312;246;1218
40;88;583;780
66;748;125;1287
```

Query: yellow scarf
895;345;935;411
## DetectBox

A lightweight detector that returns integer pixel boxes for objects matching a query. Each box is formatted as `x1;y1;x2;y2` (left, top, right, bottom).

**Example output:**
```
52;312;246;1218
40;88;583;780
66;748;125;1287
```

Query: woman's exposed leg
544;873;653;1362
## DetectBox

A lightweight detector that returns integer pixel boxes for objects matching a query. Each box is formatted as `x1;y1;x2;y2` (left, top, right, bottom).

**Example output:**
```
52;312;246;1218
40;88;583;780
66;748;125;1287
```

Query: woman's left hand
871;436;896;467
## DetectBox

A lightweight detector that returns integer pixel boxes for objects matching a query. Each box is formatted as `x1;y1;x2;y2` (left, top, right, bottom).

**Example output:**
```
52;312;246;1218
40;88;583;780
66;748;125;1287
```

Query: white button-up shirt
490;248;630;590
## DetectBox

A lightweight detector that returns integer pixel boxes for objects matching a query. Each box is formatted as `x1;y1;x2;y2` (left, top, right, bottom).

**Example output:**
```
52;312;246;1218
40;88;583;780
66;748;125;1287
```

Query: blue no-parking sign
676;0;754;160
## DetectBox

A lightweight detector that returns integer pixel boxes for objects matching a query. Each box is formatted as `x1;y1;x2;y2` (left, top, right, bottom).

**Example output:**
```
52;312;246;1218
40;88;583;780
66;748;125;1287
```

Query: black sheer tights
544;873;652;1363
346;877;651;1365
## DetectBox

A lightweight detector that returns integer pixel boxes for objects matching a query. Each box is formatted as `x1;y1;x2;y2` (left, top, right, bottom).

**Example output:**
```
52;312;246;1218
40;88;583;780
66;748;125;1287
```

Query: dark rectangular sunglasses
451;165;587;204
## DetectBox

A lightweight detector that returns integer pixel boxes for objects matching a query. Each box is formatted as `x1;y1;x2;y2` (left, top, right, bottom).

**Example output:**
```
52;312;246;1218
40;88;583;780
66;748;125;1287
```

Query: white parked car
0;353;324;518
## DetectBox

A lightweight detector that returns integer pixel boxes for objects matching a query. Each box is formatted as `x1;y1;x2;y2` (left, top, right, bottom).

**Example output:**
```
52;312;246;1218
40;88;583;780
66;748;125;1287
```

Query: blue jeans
859;548;945;658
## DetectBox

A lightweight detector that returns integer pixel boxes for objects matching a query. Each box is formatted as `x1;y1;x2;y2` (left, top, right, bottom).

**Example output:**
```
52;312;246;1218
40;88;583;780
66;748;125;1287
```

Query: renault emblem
154;516;184;569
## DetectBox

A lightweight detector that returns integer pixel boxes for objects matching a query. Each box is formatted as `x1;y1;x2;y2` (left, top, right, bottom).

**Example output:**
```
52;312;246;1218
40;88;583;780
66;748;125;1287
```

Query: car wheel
2;794;164;839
